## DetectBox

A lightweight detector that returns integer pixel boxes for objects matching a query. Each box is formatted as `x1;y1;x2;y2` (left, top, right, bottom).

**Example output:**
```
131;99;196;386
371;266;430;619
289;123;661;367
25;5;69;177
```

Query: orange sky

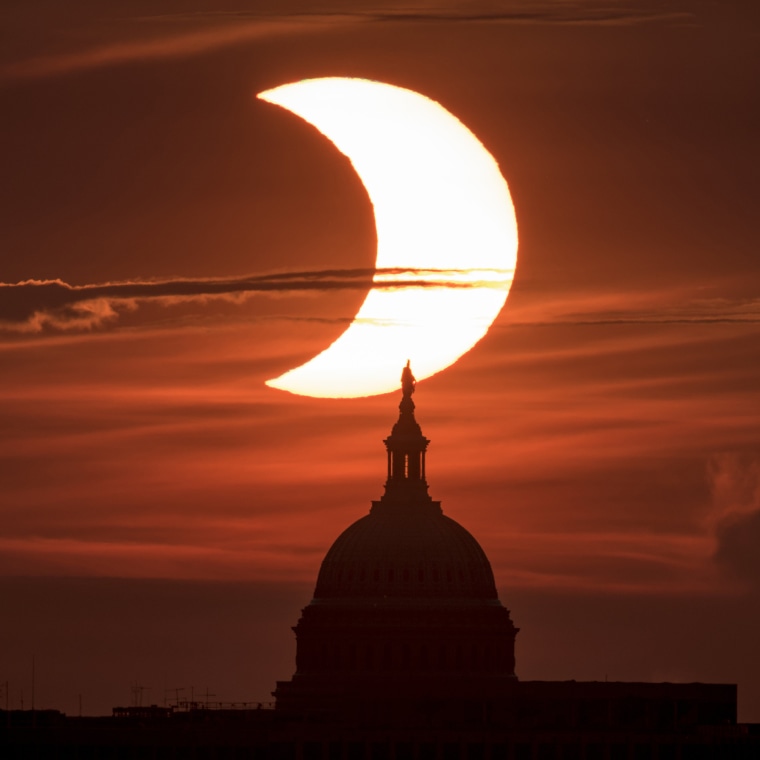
1;0;759;719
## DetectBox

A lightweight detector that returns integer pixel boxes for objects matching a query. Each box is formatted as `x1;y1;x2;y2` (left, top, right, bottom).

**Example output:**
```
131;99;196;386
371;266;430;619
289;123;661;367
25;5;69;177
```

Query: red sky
2;0;760;718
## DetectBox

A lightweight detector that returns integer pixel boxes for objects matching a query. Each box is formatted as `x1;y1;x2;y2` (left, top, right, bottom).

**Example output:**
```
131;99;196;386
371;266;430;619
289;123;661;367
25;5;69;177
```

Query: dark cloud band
0;268;511;333
2;269;757;335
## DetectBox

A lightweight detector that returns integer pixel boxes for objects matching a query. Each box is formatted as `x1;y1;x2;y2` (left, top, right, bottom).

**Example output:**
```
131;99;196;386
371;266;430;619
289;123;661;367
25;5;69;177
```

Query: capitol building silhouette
2;365;758;758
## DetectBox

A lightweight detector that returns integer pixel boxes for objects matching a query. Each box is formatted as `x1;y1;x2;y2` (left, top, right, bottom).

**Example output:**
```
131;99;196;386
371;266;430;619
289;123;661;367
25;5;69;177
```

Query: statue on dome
401;360;416;398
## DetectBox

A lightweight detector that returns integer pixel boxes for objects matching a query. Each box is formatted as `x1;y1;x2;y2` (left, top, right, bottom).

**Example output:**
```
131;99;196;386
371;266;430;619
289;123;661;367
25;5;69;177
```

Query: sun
258;78;517;398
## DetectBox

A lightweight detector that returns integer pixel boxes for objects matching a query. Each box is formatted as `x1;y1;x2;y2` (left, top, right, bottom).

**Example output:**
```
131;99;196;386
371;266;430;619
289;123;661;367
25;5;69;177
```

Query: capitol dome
314;502;499;601
274;363;518;719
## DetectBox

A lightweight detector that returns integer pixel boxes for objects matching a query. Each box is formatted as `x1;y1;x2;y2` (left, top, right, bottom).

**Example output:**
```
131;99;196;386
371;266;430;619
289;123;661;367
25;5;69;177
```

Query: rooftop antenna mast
199;687;216;709
165;686;185;707
130;682;151;708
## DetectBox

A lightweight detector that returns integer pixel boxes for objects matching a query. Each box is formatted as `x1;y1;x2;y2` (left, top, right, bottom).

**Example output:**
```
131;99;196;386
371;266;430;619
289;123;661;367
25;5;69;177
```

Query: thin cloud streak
502;286;760;329
0;268;512;333
0;526;714;593
0;17;341;83
2;270;759;336
0;3;692;84
367;9;692;28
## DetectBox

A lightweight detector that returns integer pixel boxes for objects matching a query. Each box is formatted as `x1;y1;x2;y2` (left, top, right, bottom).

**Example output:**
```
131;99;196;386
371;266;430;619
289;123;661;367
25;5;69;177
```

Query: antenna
199;687;216;708
130;682;151;708
165;686;185;707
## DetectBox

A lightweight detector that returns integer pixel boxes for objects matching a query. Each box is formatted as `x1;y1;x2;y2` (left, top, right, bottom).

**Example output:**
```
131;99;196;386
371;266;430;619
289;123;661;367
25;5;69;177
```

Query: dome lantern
381;361;431;503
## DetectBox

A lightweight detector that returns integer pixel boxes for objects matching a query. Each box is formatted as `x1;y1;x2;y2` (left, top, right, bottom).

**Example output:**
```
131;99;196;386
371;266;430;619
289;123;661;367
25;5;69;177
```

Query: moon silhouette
258;78;517;398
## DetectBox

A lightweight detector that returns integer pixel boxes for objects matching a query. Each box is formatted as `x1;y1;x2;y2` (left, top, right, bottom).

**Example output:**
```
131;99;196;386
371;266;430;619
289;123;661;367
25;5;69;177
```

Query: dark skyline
1;0;759;719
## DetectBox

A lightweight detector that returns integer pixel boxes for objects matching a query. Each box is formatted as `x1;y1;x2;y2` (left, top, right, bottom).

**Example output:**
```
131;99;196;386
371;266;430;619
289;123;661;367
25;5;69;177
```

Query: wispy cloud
709;454;760;592
2;269;758;336
0;16;339;83
366;5;692;28
0;2;693;84
0;268;512;333
507;297;760;328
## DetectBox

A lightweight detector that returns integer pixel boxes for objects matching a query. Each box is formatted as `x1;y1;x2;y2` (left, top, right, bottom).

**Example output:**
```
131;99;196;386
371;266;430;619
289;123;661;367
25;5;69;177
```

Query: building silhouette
2;365;758;757
274;362;518;721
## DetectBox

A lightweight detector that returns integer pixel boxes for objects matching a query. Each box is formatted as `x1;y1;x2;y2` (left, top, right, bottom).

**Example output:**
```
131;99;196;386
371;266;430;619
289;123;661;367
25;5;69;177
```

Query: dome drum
292;606;517;677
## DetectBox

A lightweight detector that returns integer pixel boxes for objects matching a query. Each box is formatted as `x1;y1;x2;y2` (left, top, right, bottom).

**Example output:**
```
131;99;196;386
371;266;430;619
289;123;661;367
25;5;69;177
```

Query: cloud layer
3;270;759;335
0;2;693;84
711;455;760;591
0;268;508;332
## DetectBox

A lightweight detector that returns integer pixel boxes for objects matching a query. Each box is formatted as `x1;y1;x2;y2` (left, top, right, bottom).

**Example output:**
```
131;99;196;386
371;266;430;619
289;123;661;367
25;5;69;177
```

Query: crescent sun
257;78;518;399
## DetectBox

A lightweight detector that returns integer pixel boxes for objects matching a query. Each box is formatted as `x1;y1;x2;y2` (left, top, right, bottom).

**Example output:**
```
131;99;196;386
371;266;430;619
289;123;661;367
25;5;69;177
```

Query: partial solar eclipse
258;78;517;398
